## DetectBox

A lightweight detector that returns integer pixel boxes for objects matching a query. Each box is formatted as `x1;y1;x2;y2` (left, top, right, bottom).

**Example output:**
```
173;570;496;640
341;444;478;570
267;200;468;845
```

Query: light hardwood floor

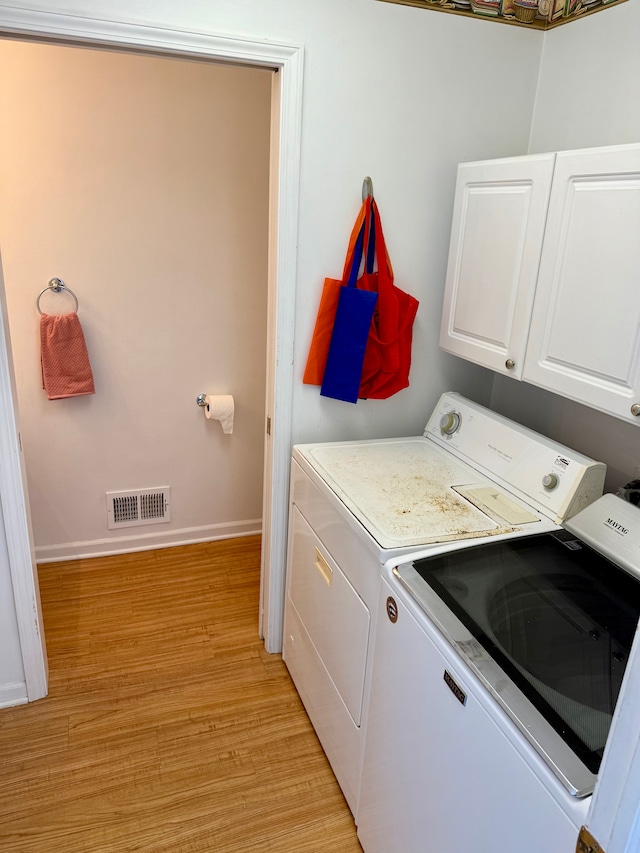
0;537;363;852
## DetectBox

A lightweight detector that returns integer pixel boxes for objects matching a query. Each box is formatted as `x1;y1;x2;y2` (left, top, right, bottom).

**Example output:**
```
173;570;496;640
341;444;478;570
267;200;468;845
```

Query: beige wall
0;42;271;558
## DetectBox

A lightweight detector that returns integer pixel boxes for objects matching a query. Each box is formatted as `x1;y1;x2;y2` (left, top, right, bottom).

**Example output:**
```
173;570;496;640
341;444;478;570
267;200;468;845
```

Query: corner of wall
526;30;550;154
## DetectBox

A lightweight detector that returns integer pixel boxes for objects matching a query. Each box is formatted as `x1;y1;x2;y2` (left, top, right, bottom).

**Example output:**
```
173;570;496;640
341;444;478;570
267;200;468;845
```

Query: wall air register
106;487;171;529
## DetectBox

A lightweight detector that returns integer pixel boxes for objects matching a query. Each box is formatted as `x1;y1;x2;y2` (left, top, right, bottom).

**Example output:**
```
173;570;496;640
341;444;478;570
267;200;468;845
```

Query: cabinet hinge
576;826;604;853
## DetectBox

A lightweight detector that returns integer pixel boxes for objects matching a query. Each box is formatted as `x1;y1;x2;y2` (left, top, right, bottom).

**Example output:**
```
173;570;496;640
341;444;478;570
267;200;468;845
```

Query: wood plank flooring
0;537;362;852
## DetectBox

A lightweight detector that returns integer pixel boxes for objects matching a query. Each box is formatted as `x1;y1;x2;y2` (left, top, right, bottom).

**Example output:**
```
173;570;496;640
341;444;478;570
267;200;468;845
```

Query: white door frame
0;253;48;701
586;622;640;853
0;5;303;687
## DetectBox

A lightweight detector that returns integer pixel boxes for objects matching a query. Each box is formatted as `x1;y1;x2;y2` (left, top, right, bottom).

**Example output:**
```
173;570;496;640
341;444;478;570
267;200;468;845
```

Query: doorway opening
1;39;272;556
0;14;303;702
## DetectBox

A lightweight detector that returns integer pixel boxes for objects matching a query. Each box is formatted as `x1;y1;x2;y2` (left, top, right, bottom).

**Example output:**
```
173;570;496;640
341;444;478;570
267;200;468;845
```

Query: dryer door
287;507;370;726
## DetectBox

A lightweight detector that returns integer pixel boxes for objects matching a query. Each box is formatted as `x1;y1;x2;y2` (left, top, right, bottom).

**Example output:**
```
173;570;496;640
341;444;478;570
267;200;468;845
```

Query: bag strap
346;215;367;289
364;202;376;274
370;200;393;280
341;197;371;282
340;197;394;288
366;200;406;348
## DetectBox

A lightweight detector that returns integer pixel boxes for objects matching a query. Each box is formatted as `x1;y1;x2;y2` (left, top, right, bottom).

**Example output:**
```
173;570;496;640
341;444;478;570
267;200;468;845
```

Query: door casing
0;7;303;697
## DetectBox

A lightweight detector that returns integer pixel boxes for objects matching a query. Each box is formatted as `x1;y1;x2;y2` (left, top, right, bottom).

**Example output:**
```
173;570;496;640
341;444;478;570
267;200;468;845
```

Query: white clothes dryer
282;392;606;816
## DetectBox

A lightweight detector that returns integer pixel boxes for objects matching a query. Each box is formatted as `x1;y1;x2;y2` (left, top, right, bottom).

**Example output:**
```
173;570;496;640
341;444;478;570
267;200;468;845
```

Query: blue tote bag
321;208;378;403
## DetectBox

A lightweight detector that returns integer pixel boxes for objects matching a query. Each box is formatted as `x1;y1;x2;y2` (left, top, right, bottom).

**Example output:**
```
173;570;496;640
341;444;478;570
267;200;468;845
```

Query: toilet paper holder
196;393;235;435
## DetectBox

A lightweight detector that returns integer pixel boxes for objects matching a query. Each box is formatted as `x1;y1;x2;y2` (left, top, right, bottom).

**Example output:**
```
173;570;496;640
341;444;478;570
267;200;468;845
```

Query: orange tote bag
303;198;371;386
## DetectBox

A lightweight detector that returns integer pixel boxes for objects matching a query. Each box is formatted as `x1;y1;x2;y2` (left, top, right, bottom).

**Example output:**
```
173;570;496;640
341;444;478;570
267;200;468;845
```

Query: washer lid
396;524;640;796
303;439;540;549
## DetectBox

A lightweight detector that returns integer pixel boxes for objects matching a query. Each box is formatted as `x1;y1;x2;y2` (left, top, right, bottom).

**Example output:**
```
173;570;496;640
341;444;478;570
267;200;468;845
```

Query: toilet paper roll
204;394;234;434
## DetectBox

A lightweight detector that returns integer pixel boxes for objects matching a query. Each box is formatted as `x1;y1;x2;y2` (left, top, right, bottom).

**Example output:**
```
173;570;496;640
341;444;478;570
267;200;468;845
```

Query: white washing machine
282;392;606;816
357;494;640;853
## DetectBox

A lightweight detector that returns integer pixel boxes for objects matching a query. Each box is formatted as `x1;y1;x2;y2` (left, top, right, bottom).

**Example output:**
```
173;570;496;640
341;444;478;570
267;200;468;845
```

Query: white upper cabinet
439;154;555;379
440;143;640;426
523;145;640;424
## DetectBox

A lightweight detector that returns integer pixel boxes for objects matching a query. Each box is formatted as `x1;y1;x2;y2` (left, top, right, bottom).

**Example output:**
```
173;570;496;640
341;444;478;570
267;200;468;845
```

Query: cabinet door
439;154;555;378
523;144;640;424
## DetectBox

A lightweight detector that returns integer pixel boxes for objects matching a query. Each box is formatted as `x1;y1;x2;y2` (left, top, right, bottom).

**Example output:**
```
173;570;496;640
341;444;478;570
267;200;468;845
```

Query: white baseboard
0;681;28;708
35;519;262;563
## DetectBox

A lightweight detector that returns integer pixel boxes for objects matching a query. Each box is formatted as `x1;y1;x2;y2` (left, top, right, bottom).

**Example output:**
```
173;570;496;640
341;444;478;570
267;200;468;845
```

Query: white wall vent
106;487;171;530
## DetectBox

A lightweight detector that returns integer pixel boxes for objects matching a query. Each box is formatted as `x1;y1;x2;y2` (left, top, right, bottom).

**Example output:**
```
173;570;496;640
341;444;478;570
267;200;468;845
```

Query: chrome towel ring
37;278;79;315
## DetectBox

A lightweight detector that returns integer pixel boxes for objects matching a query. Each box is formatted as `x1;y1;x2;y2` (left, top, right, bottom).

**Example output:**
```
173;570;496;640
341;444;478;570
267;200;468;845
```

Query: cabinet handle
314;548;333;586
505;359;515;370
631;403;640;417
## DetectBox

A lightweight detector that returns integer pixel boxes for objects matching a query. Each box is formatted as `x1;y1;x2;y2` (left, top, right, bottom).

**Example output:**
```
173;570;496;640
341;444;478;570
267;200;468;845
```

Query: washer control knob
440;412;461;435
542;473;559;490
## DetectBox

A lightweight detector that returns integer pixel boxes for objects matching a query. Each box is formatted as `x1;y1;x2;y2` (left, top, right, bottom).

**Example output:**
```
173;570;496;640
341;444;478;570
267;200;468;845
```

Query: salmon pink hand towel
40;312;95;400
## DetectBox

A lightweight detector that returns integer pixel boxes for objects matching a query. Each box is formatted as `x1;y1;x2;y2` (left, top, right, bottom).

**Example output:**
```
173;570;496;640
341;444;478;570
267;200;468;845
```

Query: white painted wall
0;41;271;560
530;1;640;153
0;1;548;560
0;0;543;700
491;0;640;494
0;0;546;450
